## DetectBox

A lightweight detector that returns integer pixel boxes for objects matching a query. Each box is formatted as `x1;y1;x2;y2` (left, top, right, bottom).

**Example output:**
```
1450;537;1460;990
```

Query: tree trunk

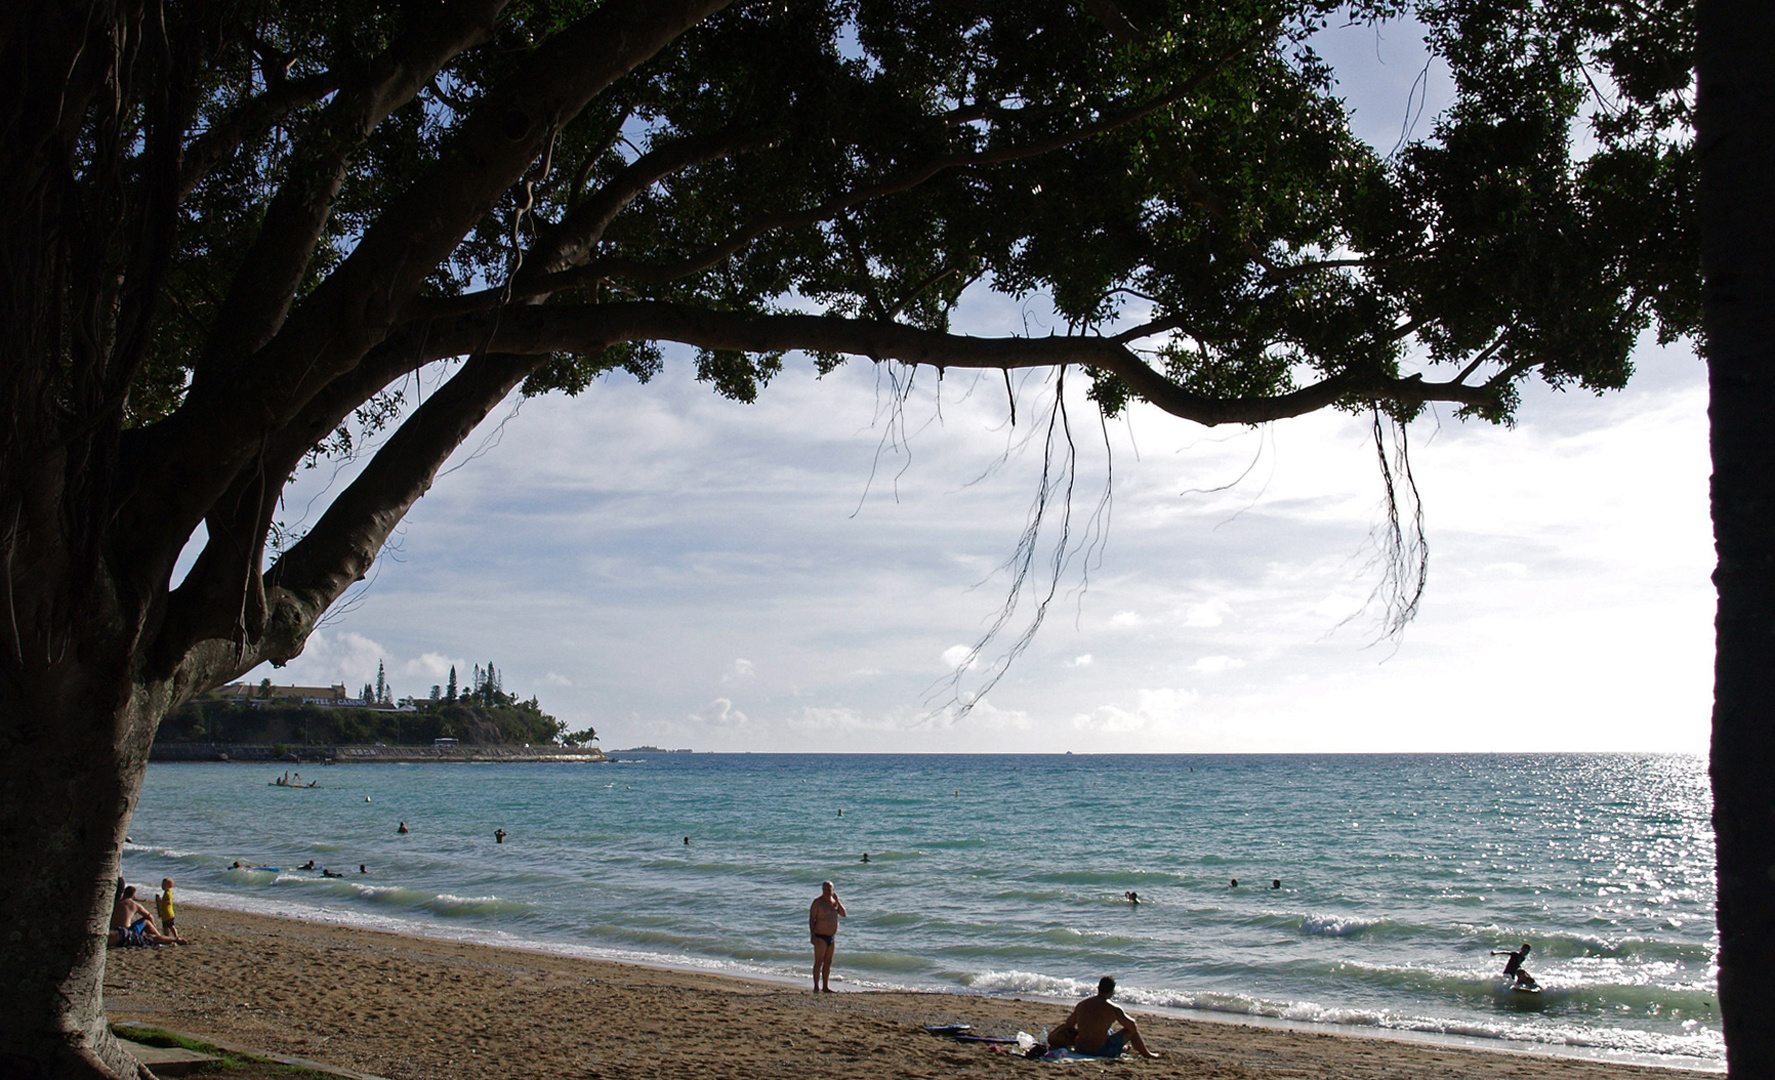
1698;0;1775;1075
0;651;159;1079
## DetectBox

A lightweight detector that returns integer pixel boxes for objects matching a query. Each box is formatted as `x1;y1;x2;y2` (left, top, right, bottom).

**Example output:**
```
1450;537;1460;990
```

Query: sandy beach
102;906;1712;1080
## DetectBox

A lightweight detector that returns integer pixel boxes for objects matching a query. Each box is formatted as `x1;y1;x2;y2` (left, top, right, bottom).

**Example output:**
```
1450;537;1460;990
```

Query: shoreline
103;904;1718;1079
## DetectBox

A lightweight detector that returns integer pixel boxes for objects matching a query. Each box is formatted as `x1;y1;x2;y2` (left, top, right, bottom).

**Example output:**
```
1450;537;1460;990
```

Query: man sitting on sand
1046;976;1160;1059
109;885;175;947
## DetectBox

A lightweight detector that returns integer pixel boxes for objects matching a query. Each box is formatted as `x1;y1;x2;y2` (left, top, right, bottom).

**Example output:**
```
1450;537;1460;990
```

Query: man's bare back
108;885;174;946
1053;977;1160;1058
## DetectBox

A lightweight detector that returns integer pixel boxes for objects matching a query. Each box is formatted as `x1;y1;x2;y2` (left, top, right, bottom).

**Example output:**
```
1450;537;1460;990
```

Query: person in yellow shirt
156;878;188;943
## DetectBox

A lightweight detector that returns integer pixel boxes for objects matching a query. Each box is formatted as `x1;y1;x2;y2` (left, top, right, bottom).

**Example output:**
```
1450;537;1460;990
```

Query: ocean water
122;753;1720;1068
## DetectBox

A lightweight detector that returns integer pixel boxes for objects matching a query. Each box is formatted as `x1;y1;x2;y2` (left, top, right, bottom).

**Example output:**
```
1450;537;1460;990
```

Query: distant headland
149;741;607;764
153;663;607;764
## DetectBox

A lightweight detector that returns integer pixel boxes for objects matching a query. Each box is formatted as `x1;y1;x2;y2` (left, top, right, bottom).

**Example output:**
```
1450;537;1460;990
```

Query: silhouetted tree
0;2;1710;1076
1696;0;1775;1071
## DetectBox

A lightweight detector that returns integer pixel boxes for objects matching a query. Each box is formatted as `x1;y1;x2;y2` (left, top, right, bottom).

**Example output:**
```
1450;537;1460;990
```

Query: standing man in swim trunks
808;880;847;992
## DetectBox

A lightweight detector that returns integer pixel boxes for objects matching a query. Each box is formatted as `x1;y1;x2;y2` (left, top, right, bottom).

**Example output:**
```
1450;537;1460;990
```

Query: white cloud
692;698;748;726
542;672;574;687
1068;654;1094;668
1109;610;1142;628
1306;593;1365;621
785;705;882;732
958;697;1035;732
1191;655;1245;674
403;652;456;679
257;630;386;691
1184;600;1231;627
721;658;756;685
1072;688;1200;734
941;644;978;672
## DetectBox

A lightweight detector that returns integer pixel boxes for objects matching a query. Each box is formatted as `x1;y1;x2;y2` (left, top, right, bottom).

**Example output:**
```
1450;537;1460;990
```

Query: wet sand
104;906;1712;1080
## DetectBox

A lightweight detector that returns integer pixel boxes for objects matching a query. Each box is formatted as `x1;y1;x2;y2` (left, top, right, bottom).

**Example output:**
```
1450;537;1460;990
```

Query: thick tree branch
119;0;732;602
151;460;280;679
247;0;731;378
112;5;204;416
161;128;758;647
247;352;536;669
198;0;509;373
176;69;343;200
384;301;1513;424
531;125;758;275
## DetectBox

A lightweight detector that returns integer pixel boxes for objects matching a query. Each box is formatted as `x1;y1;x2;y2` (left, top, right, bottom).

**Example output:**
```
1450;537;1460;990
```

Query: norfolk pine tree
0;0;1736;1076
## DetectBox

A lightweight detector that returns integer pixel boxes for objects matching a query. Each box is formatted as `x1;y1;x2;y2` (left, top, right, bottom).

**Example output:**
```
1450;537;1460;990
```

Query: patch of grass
112;1024;220;1054
110;1024;339;1078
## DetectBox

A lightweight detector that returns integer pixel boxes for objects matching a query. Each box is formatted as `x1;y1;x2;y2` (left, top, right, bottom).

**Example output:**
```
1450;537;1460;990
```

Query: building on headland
215;682;419;710
218;682;352;706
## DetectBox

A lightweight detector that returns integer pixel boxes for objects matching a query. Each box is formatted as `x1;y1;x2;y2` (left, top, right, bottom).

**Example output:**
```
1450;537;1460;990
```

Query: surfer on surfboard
1491;943;1540;990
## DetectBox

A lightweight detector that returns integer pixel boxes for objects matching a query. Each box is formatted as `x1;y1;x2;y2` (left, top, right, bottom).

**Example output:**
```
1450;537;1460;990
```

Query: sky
232;17;1714;755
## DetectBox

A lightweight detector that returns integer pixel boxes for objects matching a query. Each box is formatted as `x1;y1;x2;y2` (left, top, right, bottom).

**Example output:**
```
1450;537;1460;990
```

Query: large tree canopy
0;0;1713;1077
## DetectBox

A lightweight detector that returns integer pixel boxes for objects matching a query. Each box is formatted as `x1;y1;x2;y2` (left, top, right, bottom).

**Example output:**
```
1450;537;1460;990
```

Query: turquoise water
123;753;1720;1067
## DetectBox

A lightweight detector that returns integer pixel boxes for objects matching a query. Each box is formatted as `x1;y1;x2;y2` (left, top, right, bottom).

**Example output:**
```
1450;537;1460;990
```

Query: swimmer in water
1491;943;1540;989
397;821;409;834
1124;891;1140;904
